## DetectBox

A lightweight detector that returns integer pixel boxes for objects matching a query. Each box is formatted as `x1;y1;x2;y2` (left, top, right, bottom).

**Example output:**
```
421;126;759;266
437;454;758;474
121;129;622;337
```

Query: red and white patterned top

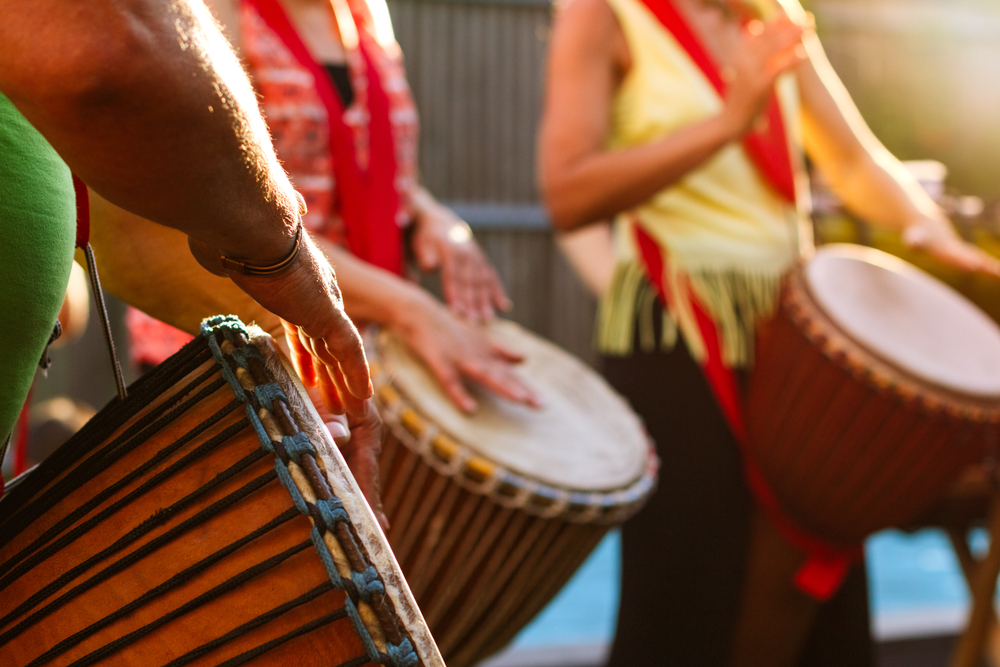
240;0;419;248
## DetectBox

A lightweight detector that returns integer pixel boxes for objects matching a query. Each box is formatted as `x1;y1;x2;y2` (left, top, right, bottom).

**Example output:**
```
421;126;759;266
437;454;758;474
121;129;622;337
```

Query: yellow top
596;0;813;366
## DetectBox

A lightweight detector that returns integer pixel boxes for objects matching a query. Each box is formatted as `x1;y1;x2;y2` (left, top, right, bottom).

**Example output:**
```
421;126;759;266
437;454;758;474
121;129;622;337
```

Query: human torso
597;0;810;366
239;0;418;270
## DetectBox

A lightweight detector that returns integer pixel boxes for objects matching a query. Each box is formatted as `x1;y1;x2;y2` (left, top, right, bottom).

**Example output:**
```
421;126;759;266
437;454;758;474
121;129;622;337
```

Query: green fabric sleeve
0;92;76;444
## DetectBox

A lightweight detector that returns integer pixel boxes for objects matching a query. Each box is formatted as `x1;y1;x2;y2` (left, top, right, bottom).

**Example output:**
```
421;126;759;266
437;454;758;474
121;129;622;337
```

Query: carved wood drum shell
0;317;443;667
747;245;1000;545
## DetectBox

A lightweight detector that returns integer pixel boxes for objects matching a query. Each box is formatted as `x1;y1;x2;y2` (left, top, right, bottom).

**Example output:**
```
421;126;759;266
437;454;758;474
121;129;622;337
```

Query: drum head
376;321;649;491
805;244;1000;399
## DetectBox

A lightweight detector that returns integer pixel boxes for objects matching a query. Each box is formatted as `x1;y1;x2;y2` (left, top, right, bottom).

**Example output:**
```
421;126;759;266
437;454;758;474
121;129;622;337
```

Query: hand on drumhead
392;292;541;413
903;219;1000;278
410;192;512;322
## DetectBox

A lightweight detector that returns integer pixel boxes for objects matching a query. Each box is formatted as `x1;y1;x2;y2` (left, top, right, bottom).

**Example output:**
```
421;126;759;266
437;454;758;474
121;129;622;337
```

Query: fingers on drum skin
458;358;540;408
324;417;351;444
318;366;347;415
340;399;389;530
431;356;478;414
489;340;525;365
337;366;370;418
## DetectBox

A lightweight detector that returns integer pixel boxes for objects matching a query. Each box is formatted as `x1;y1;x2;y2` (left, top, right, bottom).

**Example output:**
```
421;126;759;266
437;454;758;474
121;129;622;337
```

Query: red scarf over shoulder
634;0;861;600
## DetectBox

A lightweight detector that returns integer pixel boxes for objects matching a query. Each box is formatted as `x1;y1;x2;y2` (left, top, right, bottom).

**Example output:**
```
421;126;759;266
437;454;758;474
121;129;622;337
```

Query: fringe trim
596;260;782;368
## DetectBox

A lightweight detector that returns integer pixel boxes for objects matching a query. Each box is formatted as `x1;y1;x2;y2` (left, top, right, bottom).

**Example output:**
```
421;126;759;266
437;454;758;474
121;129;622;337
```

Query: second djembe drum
369;320;657;667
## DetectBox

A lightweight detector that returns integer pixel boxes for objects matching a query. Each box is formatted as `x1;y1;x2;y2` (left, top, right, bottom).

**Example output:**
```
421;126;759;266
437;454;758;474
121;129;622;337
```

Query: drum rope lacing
204;316;420;667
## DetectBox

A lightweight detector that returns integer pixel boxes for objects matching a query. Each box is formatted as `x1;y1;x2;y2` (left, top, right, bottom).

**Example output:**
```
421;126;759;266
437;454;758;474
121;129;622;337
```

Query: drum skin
746;247;1000;546
369;321;657;667
0;320;442;667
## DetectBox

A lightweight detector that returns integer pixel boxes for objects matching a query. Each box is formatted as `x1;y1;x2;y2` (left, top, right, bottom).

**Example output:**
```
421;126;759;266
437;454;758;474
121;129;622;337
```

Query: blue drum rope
202;315;420;667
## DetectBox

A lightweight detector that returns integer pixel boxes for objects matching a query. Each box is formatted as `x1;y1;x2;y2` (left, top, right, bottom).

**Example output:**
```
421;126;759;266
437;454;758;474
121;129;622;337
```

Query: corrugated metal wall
388;0;600;366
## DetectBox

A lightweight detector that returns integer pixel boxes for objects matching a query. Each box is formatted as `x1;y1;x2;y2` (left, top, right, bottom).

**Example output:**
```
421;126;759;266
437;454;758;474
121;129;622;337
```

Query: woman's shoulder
553;0;629;67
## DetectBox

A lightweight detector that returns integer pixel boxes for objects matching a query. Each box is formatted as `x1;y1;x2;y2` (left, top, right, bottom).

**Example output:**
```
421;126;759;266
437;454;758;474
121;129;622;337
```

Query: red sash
247;0;404;275
631;0;856;600
634;225;861;600
637;0;797;204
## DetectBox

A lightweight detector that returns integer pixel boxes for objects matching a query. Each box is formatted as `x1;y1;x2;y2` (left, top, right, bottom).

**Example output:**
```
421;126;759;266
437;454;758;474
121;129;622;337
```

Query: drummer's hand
393;290;540;413
410;190;512;322
276;324;389;530
721;17;806;138
309;392;389;531
190;231;373;412
903;217;1000;278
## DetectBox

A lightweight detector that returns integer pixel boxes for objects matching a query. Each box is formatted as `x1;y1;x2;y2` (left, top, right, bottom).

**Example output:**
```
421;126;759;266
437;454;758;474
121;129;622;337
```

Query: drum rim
210;318;445;667
367;328;658;526
787;253;1000;422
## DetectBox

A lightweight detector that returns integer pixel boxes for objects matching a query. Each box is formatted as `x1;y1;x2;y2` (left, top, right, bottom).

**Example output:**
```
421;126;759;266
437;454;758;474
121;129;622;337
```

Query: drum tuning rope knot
200;316;422;667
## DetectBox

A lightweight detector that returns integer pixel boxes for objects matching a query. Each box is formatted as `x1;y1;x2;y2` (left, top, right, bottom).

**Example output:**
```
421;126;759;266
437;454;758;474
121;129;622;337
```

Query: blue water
510;528;987;649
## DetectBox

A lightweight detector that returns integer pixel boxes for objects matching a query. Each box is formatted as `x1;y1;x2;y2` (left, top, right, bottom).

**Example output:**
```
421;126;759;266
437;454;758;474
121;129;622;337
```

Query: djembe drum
0;316;443;667
731;245;1000;667
369;320;657;667
747;243;1000;546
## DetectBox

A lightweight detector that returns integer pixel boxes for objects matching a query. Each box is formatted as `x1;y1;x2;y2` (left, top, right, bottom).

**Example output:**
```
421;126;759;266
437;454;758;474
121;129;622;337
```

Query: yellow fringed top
596;0;814;367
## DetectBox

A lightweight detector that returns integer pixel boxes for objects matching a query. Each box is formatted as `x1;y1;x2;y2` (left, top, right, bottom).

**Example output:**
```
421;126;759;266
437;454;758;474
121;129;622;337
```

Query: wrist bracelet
218;191;308;276
219;222;302;276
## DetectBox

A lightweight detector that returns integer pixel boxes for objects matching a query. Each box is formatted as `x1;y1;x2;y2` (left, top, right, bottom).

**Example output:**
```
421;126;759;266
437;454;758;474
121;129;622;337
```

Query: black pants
601;323;873;667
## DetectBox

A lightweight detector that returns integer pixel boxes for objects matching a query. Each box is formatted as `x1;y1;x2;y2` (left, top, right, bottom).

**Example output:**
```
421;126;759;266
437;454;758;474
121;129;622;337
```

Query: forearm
798;32;946;234
314;238;432;328
88;191;280;336
542;113;738;231
820;149;946;233
0;0;297;261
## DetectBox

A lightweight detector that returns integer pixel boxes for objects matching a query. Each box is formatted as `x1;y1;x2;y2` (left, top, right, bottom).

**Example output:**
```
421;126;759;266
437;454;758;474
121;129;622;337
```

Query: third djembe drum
747;243;1000;546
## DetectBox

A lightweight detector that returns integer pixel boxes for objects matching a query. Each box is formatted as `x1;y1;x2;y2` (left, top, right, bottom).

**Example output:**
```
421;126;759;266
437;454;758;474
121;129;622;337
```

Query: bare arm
90;196;537;413
0;0;372;403
798;30;1000;275
538;0;804;231
312;239;539;413
0;0;293;259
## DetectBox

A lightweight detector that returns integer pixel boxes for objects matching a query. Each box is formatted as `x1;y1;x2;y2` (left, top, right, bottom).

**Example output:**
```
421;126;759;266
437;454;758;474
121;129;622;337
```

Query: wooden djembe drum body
368;320;657;667
0;317;443;667
747;244;1000;546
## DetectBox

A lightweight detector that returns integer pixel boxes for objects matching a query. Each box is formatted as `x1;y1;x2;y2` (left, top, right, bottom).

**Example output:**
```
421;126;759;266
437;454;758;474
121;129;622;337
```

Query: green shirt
0;92;76;444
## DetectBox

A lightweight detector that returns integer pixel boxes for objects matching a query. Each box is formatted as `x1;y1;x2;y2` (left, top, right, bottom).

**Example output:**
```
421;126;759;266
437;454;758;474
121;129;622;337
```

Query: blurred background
7;0;1000;664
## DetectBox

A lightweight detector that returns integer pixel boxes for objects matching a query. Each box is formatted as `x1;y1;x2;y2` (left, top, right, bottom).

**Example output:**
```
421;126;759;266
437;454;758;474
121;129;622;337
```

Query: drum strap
73;175;128;402
634;224;862;601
